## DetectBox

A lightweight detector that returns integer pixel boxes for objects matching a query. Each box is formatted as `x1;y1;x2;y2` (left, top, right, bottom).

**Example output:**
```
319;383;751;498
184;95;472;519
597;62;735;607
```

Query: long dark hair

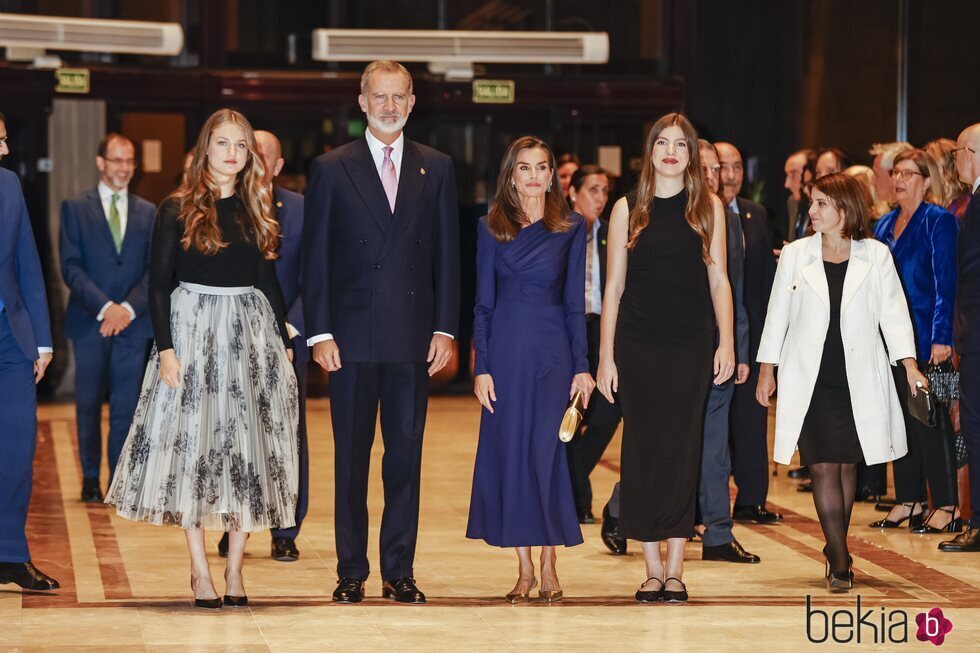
487;136;571;242
628;113;714;263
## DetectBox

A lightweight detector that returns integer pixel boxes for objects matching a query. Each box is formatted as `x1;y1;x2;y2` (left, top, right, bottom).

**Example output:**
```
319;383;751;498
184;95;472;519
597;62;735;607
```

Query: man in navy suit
715;141;781;525
0;111;59;590
946;122;980;552
59;133;155;502
218;129;309;562
303;60;460;604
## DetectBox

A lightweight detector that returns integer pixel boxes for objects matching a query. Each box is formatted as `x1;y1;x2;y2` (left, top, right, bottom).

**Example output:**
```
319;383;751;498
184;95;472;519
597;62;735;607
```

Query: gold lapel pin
276;201;283;208
420;167;426;175
746;211;752;219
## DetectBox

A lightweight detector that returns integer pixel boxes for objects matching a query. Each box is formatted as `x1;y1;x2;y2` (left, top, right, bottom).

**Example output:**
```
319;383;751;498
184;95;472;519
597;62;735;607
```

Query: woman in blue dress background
467;136;595;603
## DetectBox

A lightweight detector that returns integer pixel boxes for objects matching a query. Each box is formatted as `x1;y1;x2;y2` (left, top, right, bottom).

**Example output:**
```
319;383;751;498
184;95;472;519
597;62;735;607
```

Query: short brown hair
812;172;872;240
487;135;571;242
892;148;932;179
97;132;133;158
360;60;413;94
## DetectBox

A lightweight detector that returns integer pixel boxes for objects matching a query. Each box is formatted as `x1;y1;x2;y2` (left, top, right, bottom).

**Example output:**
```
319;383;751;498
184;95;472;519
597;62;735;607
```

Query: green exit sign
472;80;515;104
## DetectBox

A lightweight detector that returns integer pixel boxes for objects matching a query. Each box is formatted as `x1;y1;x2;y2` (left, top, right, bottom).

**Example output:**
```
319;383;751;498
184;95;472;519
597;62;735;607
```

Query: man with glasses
948;123;980;552
59;133;156;502
0;110;59;590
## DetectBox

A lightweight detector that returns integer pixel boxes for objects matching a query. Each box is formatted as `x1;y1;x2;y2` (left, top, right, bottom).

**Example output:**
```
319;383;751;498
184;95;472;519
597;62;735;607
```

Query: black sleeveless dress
796;260;864;464
616;190;715;541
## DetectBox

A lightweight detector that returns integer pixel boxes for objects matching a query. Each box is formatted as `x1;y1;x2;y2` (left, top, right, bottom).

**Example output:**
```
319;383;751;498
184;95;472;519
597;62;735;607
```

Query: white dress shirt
973;176;980;194
307;130;452;347
95;182;135;322
585;220;602;315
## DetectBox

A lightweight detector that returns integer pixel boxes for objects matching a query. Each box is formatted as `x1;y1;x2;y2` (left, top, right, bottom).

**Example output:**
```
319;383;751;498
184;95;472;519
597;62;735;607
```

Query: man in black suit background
303;60;460;603
715;141;781;525
946;122;980;552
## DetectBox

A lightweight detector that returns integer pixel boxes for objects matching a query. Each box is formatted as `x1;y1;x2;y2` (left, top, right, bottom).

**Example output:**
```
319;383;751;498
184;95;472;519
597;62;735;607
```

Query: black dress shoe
271;536;299;562
662;577;688;603
332;577;365;604
635;577;664;603
788;466;810;479
223;594;248;607
938;527;980;552
0;561;60;590
382;577;426;604
80;477;103;503
732;505;783;524
702;539;761;563
578;508;595;525
217;532;229;558
601;504;627;555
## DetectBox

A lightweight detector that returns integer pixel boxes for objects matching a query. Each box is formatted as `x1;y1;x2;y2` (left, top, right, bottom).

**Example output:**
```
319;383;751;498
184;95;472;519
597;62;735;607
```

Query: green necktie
108;193;122;253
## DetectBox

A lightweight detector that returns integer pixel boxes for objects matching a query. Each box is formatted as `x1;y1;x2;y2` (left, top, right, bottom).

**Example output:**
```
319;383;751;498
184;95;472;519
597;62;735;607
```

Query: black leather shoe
601;504;627;555
271;536;299;562
635;577;664;603
702;539;761;563
0;561;60;591
788;466;810;479
663;577;688;603
80;477;103;503
382;577;426;604
332;578;365;604
732;505;783;524
938;527;980;552
217;532;229;558
578;508;595;525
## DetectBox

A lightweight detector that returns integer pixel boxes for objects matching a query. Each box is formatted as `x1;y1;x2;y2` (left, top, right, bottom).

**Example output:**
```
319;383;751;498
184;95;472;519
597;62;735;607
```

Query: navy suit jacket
955;188;980;353
274;186;304;336
0;167;52;360
874;201;958;360
725;208;750;365
736;197;776;361
59;188;156;340
302;136;460;362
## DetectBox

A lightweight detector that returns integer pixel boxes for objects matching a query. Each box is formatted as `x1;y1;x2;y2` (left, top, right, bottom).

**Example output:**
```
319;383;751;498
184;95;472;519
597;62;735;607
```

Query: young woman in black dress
597;113;734;604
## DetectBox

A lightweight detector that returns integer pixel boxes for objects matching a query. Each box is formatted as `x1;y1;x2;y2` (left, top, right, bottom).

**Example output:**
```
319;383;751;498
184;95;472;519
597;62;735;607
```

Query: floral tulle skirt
106;283;299;532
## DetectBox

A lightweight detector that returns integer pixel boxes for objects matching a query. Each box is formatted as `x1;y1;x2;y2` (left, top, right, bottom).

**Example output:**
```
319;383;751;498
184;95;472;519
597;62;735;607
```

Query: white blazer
756;234;917;466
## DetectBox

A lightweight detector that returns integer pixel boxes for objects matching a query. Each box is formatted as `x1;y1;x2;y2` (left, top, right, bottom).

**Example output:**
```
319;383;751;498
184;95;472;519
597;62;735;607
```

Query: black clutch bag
925;359;959;406
908;383;939;429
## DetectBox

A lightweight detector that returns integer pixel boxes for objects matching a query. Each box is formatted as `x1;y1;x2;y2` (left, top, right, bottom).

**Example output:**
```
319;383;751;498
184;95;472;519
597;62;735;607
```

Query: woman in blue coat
871;148;962;534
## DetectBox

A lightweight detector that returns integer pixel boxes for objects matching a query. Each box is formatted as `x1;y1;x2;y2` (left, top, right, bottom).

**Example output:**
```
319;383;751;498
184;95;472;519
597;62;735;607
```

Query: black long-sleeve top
149;195;290;351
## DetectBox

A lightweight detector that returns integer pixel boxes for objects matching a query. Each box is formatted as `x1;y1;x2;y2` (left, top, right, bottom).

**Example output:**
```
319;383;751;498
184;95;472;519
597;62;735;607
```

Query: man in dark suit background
303;60;460;603
59;133;155;502
0;111;59;590
946;122;980;552
715;141;781;525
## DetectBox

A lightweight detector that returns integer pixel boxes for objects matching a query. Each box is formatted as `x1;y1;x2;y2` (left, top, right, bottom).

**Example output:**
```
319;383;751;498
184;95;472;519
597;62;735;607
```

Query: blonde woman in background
925;138;972;220
844;165;889;226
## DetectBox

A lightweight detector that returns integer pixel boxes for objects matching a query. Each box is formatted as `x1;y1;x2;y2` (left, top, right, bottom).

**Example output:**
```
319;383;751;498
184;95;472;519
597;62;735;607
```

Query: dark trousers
891;364;958;507
0;312;37;563
272;338;310;540
730;362;770;507
699;379;736;547
71;331;150;481
329;361;428;581
958;353;980;528
567;315;622;514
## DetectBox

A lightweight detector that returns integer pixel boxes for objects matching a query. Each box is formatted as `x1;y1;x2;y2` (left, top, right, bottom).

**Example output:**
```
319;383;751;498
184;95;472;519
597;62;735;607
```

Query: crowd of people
0;59;978;609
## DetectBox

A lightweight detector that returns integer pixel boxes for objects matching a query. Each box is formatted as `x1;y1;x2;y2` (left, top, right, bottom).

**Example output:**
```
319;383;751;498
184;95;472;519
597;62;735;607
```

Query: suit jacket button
410;264;416;270
360;238;367;244
416;238;422;245
373;263;382;270
408;290;415;296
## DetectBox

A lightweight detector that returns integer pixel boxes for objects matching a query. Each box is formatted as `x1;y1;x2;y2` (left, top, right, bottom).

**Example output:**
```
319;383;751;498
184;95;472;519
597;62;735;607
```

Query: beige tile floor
2;397;979;652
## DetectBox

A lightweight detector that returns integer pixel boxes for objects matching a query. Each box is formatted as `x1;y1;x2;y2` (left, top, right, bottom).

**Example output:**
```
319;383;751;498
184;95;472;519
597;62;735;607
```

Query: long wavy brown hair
487;136;571;242
628;113;714;263
176;109;278;259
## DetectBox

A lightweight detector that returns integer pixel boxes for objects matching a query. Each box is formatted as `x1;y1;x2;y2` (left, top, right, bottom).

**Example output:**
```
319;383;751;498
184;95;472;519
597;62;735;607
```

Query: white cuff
307;333;334;347
96;301;113;321
286;322;300;340
434;331;455;341
37;347;53;355
120;302;136;320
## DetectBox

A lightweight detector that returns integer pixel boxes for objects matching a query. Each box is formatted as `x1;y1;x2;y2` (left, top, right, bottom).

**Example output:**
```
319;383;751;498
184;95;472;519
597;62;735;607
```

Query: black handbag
908;383;939;429
925;359;959;407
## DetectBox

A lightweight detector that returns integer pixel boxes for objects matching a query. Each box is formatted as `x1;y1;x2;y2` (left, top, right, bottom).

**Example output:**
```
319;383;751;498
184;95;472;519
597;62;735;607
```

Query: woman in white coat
756;173;928;592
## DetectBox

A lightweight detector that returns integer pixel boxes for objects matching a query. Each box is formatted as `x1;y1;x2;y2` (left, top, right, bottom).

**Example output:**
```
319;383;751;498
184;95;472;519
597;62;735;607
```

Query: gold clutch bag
559;391;585;442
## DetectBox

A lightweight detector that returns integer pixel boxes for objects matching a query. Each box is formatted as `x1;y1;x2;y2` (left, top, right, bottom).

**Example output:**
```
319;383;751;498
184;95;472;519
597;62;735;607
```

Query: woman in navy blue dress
467;136;595;603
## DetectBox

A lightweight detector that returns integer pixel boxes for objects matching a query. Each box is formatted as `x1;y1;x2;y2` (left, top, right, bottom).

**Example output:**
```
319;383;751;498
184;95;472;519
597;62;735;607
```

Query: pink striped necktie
381;145;397;212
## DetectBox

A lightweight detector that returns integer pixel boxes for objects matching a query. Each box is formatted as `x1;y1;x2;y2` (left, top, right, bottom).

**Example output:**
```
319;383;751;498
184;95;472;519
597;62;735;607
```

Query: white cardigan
756;234;917;465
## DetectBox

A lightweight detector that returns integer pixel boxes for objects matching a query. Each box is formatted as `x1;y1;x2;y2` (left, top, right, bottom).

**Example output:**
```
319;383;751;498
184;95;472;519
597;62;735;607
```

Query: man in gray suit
697;140;760;563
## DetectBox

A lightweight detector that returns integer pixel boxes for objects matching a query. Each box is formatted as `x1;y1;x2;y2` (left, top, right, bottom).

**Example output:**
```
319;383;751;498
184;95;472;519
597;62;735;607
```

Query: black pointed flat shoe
635;577;664;603
194;597;222;609
662;577;688;604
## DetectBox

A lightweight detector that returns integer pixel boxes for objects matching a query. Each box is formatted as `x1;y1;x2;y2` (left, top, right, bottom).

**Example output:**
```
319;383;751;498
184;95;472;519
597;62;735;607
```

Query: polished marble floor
3;396;980;652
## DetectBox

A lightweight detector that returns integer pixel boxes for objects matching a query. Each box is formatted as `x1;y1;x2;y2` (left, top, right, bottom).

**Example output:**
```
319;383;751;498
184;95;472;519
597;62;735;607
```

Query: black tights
810;462;857;575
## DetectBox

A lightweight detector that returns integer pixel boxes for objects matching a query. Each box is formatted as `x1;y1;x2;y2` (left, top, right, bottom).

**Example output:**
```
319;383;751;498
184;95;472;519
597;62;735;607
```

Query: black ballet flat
194;597;222;609
869;502;924;529
911;507;963;534
662;577;688;604
635;577;664;603
223;595;248;607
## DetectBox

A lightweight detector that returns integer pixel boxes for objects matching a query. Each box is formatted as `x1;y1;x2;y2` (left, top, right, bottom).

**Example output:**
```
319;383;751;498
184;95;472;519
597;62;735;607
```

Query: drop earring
547;181;553;193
